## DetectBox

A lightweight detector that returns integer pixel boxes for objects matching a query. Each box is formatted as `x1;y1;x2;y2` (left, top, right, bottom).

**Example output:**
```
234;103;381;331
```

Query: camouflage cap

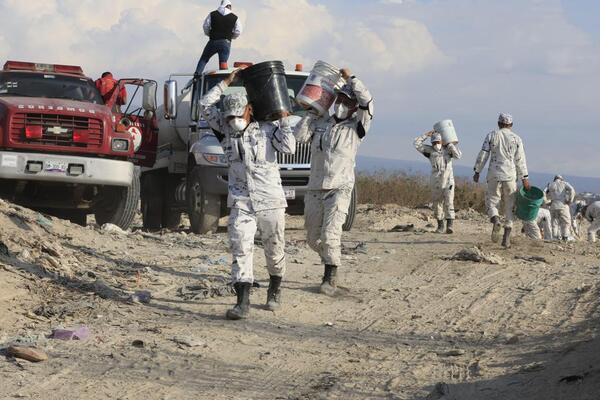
335;83;357;101
498;113;513;125
223;92;248;118
431;133;442;144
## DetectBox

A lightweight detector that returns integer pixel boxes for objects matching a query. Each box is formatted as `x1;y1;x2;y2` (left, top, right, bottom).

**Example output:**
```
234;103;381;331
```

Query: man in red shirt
95;72;127;106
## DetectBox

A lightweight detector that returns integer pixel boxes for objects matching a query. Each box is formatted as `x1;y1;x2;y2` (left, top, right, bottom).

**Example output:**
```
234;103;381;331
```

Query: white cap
498;113;513;125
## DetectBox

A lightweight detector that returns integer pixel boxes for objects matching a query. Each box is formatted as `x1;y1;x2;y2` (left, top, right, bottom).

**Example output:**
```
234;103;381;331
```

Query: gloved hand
522;178;531;191
473;172;480;183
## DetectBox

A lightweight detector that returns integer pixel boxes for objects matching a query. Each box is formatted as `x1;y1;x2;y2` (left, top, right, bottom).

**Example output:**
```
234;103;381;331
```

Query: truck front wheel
94;168;140;230
342;185;357;232
187;166;221;234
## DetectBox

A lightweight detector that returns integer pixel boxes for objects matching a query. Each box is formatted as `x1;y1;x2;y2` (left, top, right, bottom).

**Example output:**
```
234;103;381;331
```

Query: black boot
435;220;445;234
502;227;512;249
266;275;282;311
320;265;338;296
491;216;502;243
446;219;454;234
226;282;251;320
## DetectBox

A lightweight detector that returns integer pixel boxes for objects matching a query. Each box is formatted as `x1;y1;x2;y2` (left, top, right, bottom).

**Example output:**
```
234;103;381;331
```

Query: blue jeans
195;39;231;75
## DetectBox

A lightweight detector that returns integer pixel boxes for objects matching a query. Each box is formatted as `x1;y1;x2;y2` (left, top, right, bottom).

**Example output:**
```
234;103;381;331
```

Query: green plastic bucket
516;186;545;221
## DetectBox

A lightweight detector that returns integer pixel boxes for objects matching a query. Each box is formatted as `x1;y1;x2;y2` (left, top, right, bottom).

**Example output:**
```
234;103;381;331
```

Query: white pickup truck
141;63;356;233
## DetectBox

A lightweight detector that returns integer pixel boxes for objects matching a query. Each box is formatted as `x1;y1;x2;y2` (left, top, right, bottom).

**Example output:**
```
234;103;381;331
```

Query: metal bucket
434;120;459;144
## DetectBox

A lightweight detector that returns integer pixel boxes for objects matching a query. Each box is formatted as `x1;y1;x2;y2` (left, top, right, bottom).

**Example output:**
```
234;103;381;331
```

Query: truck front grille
278;142;311;166
10;113;104;149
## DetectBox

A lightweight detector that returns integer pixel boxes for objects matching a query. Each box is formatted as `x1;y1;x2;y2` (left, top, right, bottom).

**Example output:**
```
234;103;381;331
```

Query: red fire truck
0;61;158;228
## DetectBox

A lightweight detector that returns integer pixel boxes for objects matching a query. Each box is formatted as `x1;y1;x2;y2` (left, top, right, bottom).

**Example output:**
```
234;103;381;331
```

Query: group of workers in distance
414;113;600;248
200;65;373;320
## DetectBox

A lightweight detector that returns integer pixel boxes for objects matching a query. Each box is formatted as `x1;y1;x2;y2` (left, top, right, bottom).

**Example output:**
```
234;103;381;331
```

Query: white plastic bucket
434;120;459;144
296;61;345;116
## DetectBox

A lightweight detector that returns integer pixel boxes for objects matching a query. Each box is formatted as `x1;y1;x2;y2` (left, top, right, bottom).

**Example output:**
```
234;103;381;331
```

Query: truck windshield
203;74;308;116
0;72;104;104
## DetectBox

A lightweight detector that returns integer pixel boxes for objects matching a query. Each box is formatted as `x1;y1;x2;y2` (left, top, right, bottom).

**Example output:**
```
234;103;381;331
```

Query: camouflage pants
304;188;352;267
486;179;517;228
228;208;286;284
551;207;571;239
432;178;455;220
588;220;600;243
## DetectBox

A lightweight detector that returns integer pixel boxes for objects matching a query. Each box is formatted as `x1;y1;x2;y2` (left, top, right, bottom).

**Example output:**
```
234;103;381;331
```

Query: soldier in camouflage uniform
414;131;462;234
294;68;374;296
201;69;296;319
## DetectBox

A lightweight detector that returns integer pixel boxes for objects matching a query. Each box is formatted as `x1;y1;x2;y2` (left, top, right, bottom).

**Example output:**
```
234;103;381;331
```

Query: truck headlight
112;139;129;152
203;153;227;166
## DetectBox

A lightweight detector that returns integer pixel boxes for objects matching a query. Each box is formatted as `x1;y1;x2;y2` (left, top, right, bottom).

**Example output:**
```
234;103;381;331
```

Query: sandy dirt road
1;200;599;400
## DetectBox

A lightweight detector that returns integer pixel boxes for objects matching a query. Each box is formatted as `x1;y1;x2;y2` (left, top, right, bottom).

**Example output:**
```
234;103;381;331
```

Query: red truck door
106;79;158;167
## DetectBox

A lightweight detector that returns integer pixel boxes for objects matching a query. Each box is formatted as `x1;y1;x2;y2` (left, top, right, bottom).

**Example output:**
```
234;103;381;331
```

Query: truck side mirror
142;81;157;111
164;80;178;120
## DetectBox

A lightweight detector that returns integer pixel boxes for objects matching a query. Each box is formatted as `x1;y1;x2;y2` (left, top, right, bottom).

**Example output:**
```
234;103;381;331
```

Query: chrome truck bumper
0;151;133;187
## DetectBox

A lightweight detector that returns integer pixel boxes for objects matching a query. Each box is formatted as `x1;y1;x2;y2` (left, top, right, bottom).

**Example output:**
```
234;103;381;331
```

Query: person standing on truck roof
200;68;295;320
95;72;127;106
414;130;462;234
474;113;530;249
195;0;243;77
545;175;576;241
294;68;374;296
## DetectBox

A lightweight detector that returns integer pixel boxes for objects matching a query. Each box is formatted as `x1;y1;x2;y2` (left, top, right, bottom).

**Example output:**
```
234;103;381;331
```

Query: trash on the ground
177;282;235;301
519;362;545;373
437;349;465;357
389;224;415;233
191;265;210;274
36;214;53;229
170;336;206;348
128;290;152;304
132;340;145;348
101;223;128;235
7;346;48;362
444;247;505;265
198;255;229;266
515;255;548;264
51;327;90;341
342;242;368;255
0;240;9;256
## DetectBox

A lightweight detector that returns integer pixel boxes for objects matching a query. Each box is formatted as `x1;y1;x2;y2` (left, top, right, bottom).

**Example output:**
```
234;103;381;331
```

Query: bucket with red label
296;61;345;116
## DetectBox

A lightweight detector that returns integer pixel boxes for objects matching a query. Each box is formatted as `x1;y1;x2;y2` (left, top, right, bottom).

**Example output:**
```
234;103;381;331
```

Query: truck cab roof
3;61;86;79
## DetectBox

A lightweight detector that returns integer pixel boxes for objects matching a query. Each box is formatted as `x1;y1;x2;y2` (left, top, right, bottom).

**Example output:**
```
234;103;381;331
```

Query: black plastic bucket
241;61;292;121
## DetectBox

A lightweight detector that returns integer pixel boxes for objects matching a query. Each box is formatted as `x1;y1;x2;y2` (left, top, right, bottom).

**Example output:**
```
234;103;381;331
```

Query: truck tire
342;185;357;232
188;166;221;234
162;179;182;230
141;172;164;230
95;168;140;230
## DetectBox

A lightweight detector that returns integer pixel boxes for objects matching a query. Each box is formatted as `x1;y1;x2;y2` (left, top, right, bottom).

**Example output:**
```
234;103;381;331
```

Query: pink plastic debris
51;327;90;341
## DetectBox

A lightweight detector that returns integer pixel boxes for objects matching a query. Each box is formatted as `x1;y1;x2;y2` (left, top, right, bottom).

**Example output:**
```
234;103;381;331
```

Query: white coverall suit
546;179;576;240
523;208;553;240
414;134;462;220
584;201;600;243
294;77;373;267
474;128;529;228
201;82;296;283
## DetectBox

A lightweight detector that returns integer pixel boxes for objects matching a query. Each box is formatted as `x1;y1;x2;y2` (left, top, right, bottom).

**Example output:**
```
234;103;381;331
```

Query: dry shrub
356;171;486;212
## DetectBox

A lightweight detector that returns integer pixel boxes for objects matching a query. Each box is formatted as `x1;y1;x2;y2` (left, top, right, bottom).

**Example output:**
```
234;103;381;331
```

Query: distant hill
356;155;600;194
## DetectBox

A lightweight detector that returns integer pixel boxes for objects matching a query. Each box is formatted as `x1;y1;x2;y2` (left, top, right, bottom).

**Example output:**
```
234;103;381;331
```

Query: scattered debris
515;255;549;264
128;290;152;304
35;214;53;229
519;362;545;373
131;340;145;348
51;327;90;341
437;349;465;357
0;240;9;256
7;346;48;363
177;282;235;301
506;335;520;345
171;336;206;348
342;242;368;255
559;374;584;385
101;223;128;235
444;247;505;265
389;224;415;233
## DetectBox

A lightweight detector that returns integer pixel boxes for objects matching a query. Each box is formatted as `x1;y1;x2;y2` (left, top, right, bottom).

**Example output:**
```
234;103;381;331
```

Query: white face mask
433;143;442;151
229;117;248;132
334;103;352;120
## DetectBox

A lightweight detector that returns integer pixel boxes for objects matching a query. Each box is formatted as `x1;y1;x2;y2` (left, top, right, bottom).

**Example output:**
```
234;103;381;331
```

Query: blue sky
0;0;598;178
